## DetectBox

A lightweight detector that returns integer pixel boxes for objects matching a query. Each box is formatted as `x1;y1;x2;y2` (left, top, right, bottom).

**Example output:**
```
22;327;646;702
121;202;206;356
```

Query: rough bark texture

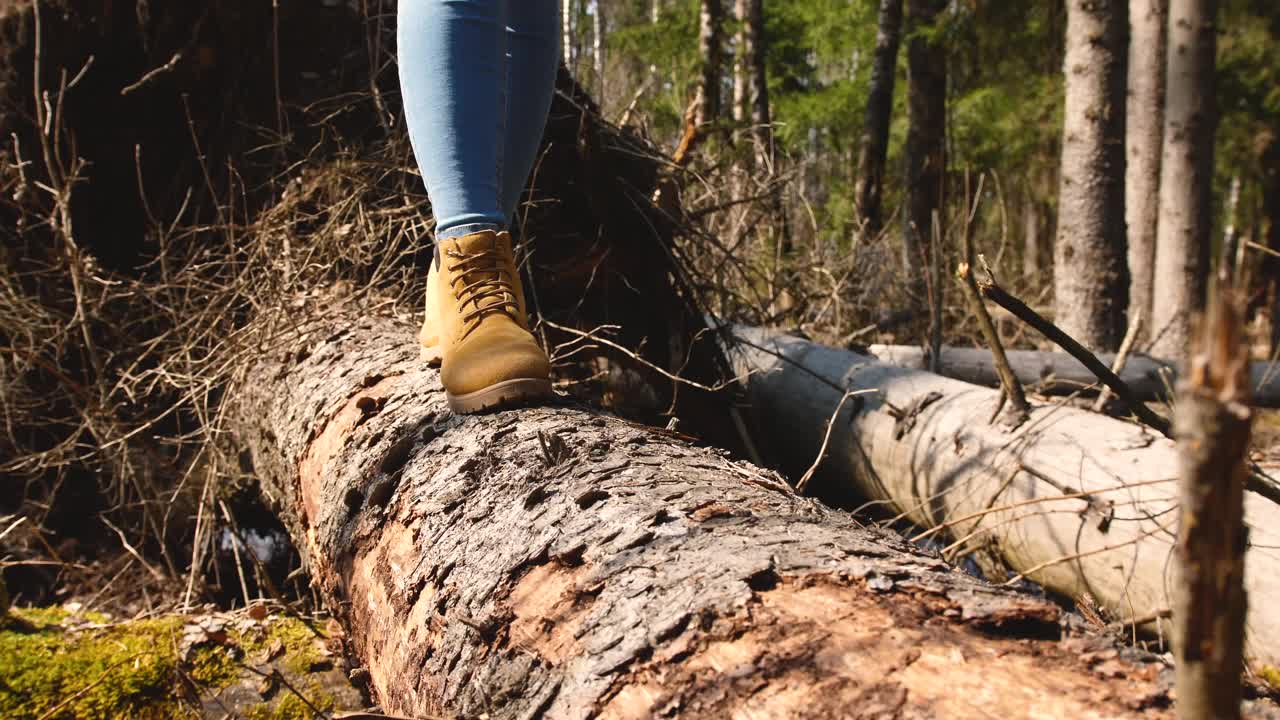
745;0;771;169
232;306;1199;719
1150;0;1216;362
696;0;723;126
866;344;1280;407
856;0;904;239
1126;0;1168;343
1054;0;1130;351
729;327;1280;670
1173;301;1251;720
903;0;947;288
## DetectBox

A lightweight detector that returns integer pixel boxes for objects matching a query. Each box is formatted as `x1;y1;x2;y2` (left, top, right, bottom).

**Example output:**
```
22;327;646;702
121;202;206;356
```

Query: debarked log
232;306;1195;719
729;327;1280;670
866;344;1280;407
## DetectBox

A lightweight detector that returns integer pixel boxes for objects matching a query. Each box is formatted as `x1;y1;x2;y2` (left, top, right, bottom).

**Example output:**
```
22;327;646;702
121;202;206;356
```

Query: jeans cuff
436;222;504;241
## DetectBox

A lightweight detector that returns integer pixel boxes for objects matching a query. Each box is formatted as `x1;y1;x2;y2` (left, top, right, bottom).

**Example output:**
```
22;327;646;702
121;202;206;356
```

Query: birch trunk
563;0;575;69
733;0;748;124
728;327;1280;670
1126;0;1167;342
592;0;605;100
231;308;1193;719
865;344;1280;406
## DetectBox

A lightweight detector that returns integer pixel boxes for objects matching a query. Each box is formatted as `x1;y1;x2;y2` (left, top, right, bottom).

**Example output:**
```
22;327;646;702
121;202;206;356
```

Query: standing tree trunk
1265;136;1280;353
1150;0;1216;361
903;0;947;296
1054;0;1130;352
1173;298;1251;720
696;0;724;127
1126;0;1168;344
563;0;576;69
232;308;1188;719
592;0;606;100
1023;189;1042;278
856;0;904;240
733;0;748;124
745;0;771;169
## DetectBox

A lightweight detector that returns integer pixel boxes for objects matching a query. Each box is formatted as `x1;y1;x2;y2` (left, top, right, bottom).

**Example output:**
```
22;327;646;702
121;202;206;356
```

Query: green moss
1261;665;1280;691
0;608;333;719
265;618;330;676
0;609;188;719
188;643;241;687
244;684;336;720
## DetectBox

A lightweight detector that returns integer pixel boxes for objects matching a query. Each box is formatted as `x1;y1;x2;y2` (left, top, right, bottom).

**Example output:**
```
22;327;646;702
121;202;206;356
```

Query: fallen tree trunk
867;344;1280;407
731;328;1280;669
232;306;1194;719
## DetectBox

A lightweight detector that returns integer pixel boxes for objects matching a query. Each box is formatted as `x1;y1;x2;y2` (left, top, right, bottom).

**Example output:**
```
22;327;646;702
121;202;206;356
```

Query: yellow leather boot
428;229;552;413
419;263;443;366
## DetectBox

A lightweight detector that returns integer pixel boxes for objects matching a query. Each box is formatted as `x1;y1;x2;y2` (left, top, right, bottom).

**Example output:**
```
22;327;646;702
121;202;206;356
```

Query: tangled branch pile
0;0;734;613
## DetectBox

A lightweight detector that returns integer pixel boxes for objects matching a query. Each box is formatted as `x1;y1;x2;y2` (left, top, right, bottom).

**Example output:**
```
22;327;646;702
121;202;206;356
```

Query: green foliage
608;0;700;137
764;0;875;147
1217;1;1280;166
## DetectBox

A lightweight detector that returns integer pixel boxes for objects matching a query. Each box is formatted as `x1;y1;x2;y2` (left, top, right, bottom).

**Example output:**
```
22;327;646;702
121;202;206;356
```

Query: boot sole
447;377;553;414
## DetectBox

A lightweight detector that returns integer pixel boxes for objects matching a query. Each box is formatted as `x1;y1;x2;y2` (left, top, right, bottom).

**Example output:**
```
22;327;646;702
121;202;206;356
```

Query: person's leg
398;0;507;240
500;1;561;225
400;0;554;414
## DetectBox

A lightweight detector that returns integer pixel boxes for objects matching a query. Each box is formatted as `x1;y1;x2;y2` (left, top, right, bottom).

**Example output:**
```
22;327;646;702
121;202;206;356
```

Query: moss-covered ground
0;605;349;719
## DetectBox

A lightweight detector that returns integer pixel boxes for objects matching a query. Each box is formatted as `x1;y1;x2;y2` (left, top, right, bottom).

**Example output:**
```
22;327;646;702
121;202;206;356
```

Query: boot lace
445;245;520;340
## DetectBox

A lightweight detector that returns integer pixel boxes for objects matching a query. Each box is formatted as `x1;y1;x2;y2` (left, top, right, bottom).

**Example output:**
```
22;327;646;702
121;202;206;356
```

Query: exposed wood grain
730;326;1280;672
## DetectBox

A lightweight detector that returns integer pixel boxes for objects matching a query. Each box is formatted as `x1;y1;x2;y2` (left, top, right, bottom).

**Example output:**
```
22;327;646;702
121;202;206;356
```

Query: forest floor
0;602;366;718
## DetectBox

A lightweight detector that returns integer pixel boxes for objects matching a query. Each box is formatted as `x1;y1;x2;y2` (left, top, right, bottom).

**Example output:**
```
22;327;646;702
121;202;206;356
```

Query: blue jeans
397;0;561;241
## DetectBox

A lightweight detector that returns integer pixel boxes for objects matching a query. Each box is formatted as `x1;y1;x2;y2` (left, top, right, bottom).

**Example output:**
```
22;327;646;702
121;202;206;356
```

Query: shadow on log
233;304;1197;719
729;327;1280;670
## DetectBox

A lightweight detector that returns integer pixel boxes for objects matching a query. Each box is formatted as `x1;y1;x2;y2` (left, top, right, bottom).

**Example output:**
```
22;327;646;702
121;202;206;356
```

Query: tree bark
903;0;947;289
857;0;904;240
865;344;1280;406
592;0;606;100
1126;0;1168;344
745;0;771;169
233;308;1193;719
563;0;576;69
696;0;724;126
1023;188;1042;279
733;0;748;125
1173;299;1251;720
1150;0;1217;362
728;327;1280;670
1054;0;1130;351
